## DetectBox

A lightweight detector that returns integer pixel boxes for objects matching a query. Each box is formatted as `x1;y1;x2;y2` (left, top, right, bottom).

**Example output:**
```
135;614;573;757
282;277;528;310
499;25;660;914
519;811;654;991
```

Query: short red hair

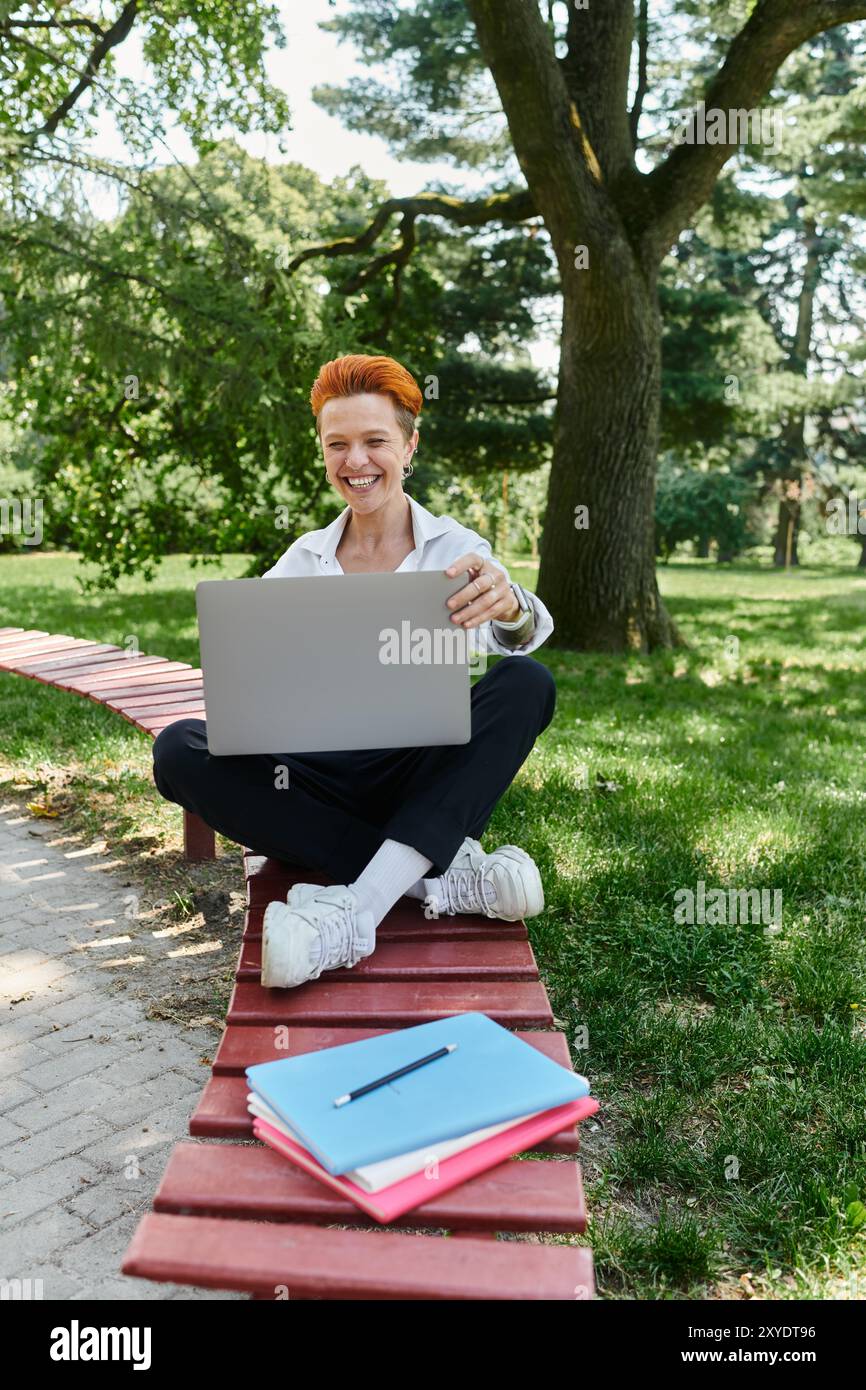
310;354;422;441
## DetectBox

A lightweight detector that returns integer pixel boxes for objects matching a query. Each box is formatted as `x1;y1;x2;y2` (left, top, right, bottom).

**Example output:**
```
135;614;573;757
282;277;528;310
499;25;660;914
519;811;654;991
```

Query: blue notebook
246;1011;590;1175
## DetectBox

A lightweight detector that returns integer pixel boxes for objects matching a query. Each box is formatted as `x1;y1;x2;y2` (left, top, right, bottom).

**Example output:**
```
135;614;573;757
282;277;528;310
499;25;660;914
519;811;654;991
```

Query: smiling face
319;392;417;513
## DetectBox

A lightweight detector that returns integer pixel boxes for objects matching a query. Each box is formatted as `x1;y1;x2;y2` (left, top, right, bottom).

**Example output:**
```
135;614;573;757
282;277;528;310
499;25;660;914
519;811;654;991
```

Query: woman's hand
445;552;521;628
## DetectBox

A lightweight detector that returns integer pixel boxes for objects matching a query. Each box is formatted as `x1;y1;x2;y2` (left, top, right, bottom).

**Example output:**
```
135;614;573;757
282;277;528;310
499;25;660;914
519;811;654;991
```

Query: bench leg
183;809;216;861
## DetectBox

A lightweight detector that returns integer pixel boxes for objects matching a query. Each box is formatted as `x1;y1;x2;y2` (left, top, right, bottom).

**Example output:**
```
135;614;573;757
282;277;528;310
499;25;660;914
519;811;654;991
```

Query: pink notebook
253;1095;600;1223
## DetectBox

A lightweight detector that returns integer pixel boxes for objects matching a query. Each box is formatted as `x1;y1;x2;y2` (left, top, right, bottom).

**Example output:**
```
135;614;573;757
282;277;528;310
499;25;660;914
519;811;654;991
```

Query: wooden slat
121;699;206;720
248;872;324;909
153;1141;587;1233
102;681;204;708
236;937;538;983
0;636;87;663
13;642;119;673
243;900;526;944
212;1023;573;1075
28;658;141;689
122;1211;594;1299
134;713;204;734
184;810;216;861
69;659;190;691
40;654;138;681
245;852;294;873
191;1082;580;1153
0;628;48;649
228;980;554;1028
242;852;528;940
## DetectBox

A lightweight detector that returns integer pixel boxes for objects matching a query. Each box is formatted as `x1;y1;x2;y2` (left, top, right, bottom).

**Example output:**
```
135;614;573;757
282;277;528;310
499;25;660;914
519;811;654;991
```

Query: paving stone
0;802;242;1300
0;1155;102;1226
0;1076;37;1115
0;980;94;1025
0;955;77;992
16;991;111;1030
7;1074;120;1134
0;1208;93;1268
0;1038;53;1076
21;1041;125;1094
1;1111;112;1176
0;1011;66;1052
79;1119;181;1175
87;1046;197;1093
0;1113;29;1146
64;1175;149;1230
17;1013;140;1057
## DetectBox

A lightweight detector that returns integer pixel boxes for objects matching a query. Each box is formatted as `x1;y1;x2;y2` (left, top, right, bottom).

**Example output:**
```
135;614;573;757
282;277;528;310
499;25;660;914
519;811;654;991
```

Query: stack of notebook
246;1011;599;1223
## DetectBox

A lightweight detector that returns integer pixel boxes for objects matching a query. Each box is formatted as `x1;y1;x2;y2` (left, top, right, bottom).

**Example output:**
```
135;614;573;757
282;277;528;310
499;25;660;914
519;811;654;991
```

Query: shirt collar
296;493;452;569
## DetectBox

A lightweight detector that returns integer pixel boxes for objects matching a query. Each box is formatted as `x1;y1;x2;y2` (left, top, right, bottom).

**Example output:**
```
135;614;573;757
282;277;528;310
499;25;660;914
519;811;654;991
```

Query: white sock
404;840;466;902
405;875;446;908
350;839;433;927
404;838;496;912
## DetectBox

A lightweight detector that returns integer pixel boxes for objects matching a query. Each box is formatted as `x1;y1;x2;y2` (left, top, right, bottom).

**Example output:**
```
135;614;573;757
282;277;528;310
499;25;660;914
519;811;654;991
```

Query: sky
92;0;488;197
86;0;559;370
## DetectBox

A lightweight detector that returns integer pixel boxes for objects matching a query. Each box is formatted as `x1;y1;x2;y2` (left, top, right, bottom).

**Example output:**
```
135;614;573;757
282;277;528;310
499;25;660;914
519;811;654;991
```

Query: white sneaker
434;837;544;921
261;883;376;989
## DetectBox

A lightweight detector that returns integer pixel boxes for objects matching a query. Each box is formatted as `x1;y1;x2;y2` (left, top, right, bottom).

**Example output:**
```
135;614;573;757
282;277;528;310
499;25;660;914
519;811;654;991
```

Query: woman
152;354;556;989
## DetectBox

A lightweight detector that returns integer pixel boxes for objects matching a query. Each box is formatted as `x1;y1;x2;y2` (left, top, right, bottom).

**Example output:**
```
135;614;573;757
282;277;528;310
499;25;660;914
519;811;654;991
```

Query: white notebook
247;1093;540;1192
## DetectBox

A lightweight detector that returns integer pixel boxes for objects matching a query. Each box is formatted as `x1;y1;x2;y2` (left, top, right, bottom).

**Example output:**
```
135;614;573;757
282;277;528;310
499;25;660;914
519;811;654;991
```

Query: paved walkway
0;798;242;1300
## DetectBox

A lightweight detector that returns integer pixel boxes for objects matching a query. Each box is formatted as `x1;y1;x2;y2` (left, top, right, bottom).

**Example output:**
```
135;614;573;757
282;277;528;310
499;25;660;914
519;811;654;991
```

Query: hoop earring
402;460;414;479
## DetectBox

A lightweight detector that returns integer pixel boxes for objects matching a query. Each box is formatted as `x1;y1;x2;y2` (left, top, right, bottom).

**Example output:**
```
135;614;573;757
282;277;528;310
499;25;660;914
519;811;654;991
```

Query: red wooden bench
0;626;216;859
0;626;595;1300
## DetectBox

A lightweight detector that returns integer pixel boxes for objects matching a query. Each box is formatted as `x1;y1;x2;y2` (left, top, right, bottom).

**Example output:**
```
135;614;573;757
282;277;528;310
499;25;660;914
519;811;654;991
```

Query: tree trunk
466;0;866;648
772;213;818;569
772;496;801;567
538;267;679;650
696;536;710;559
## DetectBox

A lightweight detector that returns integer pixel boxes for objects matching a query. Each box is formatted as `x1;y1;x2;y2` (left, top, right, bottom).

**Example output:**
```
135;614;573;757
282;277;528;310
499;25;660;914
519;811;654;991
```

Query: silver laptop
196;572;472;755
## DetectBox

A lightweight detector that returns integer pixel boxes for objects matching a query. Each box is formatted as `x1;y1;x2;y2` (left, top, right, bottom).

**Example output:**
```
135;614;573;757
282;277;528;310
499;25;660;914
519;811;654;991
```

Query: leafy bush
655;459;759;561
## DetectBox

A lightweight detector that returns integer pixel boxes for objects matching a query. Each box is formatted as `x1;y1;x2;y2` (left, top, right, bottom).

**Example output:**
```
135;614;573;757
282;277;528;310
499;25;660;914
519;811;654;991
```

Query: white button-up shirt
262;493;554;657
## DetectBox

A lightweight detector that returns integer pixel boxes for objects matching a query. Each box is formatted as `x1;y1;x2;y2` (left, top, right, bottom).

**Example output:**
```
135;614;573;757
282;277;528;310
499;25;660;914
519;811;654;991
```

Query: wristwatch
494;582;534;630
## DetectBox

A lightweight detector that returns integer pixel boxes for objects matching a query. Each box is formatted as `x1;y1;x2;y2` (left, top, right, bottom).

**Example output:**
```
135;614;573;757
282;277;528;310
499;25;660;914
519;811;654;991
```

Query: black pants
152;657;556;881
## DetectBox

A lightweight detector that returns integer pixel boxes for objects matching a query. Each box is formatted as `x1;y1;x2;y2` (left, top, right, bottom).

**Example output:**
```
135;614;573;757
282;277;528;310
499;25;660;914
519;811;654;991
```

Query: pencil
333;1044;457;1106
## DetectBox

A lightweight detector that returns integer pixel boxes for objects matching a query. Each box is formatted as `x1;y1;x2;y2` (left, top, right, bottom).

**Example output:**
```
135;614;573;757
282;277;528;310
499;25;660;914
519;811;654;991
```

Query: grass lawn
2;549;866;1300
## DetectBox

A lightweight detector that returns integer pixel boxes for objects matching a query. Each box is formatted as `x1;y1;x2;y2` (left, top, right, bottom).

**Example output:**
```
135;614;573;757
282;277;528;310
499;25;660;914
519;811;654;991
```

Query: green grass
2;550;866;1299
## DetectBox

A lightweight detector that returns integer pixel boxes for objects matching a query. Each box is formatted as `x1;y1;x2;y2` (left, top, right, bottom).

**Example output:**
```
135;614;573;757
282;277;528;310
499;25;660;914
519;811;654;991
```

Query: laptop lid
196;571;472;755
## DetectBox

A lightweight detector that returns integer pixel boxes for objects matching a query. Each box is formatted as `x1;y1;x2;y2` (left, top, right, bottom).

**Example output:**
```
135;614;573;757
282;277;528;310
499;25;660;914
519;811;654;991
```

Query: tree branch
35;0;139;137
374;215;418;340
282;186;536;278
2;17;106;38
558;0;636;179
629;0;649;148
466;0;631;275
644;0;866;259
